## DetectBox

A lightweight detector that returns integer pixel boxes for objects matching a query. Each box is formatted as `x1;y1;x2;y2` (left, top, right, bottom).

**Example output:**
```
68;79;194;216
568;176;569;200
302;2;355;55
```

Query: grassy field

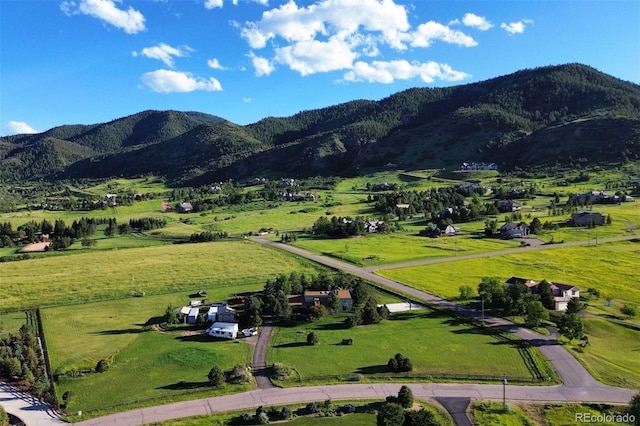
56;328;253;414
293;233;520;266
565;317;640;388
268;310;548;383
377;241;640;304
0;240;320;311
541;403;630;425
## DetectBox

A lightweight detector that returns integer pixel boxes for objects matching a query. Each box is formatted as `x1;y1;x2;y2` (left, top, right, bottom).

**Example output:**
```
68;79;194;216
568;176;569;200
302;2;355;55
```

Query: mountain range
2;63;639;185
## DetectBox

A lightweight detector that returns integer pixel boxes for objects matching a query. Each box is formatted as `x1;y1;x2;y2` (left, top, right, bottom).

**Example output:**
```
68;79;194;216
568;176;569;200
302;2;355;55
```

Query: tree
537;280;555;310
397;385;414;408
566;297;583;314
208;366;224;387
529;217;542;234
308;305;328;320
307;332;319;345
95;359;109;373
0;405;9;426
404;409;438;426
458;285;474;301
376;403;405;426
478;277;504;306
628;393;640;426
558;313;584;341
164;304;180;325
484;219;498;237
525;301;549;328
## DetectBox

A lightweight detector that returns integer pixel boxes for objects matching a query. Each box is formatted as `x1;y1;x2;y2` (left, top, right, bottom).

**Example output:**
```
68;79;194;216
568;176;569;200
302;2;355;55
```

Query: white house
187;307;200;324
505;276;580;311
206;322;239;339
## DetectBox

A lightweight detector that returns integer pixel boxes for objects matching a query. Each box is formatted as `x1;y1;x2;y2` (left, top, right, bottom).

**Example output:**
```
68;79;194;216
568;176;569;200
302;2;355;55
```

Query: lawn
268;310;547;383
0;240;320;310
566;317;640;388
541;403;630;425
377;241;640;304
55;328;253;414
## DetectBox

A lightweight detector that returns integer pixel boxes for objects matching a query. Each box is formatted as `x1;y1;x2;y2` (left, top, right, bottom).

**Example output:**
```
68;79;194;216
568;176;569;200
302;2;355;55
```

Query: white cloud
344;60;469;84
247;52;274;76
204;0;223;8
275;37;357;76
241;0;410;50
60;0;146;34
501;19;533;35
5;121;39;136
135;43;191;68
141;70;222;93
243;97;252;103
462;13;493;31
410;21;477;48
207;58;227;70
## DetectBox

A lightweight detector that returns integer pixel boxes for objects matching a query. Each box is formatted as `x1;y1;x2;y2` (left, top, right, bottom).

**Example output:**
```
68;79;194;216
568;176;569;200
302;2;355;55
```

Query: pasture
0;240;320;311
377;241;640;305
268;310;549;384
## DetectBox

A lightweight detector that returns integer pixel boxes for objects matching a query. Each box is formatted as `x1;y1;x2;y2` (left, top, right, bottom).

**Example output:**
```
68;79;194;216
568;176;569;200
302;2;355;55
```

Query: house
505;276;579;311
207;304;237;323
498;199;522;212
105;193;117;206
176;202;193;213
302;289;353;312
435;224;458;236
500;222;530;238
365;220;385;233
187;307;200;324
205;322;238;339
569;211;605;227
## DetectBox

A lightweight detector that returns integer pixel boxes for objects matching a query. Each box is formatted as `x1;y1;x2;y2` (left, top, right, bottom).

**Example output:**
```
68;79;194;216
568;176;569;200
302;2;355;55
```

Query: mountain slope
1;63;639;183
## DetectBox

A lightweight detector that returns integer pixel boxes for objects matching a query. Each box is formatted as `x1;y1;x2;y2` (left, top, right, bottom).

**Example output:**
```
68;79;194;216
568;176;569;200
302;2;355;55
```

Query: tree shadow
273;342;309;348
314;322;347;331
93;328;144;335
355;364;389;375
136;316;164;326
157;380;211;391
174;334;216;342
388;310;441;321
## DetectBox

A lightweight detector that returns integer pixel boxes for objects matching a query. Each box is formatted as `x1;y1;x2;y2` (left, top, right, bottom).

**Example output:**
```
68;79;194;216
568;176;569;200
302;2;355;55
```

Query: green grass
292;232;520;266
0;311;27;336
566;317;640;388
471;401;537;426
56;329;252;414
542;403;629;425
377;241;640;304
268;310;546;383
0;240;320;310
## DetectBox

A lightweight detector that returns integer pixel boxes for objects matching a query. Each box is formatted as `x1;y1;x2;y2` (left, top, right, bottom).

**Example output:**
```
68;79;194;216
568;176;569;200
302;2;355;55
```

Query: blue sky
1;0;639;136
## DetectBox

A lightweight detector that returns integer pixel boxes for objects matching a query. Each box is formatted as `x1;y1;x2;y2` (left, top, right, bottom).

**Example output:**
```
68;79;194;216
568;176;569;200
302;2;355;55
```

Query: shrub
458;285;475;300
95;359;109;373
0;405;9;426
621;304;638;317
397;385;414;408
340;338;353;345
279;406;291;420
227;365;252;384
341;404;356;414
270;363;292;380
388;353;412;372
236;413;253;424
307;332;319;345
208;366;224;387
306;402;319;414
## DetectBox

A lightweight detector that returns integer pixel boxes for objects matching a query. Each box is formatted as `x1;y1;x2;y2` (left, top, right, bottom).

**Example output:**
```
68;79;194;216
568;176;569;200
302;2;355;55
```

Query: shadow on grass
314;322;347;331
137;316;164;326
157;380;211;391
93;328;145;335
355;365;389;375
174;334;216;342
388;310;442;321
273;342;310;348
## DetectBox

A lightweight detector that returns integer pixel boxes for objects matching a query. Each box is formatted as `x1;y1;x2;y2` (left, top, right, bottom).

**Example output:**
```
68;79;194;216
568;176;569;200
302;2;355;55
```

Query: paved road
251;323;275;389
0;382;64;426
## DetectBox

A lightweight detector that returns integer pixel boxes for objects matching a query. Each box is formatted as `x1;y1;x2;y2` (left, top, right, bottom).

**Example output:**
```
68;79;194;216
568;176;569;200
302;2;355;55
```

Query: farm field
0;240;320;311
268;310;550;384
377;241;640;304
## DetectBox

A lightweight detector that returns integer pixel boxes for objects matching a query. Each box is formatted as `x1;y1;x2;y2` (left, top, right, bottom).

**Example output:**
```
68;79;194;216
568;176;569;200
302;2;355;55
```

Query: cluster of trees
372;186;495;223
207;364;252;388
312;216;390;238
0;322;54;405
346;286;389;328
188;231;229;243
378;386;438;425
387;353;412;373
0;217;107;249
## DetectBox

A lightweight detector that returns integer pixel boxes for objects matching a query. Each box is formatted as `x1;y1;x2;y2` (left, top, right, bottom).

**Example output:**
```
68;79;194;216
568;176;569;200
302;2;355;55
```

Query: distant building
205;322;238;339
500;222;530;238
176;202;193;213
498;200;522;212
505;276;579;311
569;211;605;227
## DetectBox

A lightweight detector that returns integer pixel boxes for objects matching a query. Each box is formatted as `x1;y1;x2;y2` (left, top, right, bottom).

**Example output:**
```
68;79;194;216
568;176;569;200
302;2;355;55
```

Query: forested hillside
1;63;639;183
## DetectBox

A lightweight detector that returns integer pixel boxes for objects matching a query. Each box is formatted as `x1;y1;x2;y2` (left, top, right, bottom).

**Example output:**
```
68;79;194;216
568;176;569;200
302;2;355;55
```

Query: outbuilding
206;322;239;339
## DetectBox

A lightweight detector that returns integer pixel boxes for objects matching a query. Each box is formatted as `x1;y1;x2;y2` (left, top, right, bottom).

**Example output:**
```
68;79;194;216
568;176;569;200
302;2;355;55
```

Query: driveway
0;382;64;426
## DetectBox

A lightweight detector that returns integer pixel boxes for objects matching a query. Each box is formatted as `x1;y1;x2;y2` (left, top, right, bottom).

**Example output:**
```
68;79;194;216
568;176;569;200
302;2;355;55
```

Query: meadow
0;240;320;311
268;310;549;384
377;241;640;305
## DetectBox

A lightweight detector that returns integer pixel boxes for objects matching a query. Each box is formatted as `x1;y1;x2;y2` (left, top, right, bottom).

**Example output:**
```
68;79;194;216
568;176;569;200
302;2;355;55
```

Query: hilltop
1;63;639;184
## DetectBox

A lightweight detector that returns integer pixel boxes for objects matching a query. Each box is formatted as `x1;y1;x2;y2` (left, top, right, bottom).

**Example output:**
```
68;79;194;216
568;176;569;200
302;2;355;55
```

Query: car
242;328;258;337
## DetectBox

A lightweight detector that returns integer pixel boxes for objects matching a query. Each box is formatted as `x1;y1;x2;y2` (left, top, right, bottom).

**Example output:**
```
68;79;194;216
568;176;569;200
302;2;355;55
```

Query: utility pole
502;375;507;411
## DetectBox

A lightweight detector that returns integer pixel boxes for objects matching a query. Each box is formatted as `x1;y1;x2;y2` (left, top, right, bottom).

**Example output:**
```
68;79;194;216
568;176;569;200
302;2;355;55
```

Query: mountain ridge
2;63;639;184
